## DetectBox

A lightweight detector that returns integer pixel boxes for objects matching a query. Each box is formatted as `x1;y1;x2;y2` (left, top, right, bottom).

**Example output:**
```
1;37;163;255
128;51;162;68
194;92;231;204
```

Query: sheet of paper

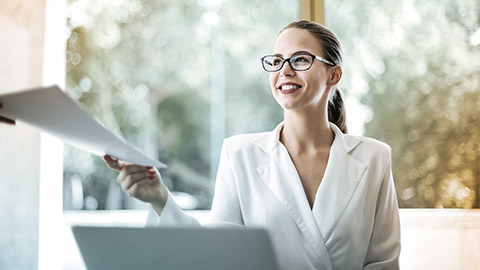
0;85;166;168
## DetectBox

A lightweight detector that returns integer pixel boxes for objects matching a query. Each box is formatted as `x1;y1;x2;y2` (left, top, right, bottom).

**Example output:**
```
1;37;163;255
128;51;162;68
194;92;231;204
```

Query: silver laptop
72;226;279;270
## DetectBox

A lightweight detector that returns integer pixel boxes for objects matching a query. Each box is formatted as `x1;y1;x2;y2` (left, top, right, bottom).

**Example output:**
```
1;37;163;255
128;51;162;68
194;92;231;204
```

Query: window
325;0;480;208
64;0;299;210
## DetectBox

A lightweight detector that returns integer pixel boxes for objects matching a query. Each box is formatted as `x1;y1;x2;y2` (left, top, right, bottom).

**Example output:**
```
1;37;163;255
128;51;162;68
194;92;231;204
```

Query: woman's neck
280;108;334;154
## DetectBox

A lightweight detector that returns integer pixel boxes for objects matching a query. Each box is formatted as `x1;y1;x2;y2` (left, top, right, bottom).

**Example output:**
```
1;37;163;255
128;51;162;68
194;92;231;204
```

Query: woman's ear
327;66;342;87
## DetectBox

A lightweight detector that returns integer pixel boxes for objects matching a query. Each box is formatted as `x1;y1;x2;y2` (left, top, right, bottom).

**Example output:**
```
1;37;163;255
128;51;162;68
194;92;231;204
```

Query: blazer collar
253;121;363;154
254;122;367;270
252;122;283;154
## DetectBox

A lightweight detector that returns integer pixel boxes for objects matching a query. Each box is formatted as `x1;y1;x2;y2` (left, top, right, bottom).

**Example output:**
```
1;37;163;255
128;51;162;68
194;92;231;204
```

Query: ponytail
328;88;347;133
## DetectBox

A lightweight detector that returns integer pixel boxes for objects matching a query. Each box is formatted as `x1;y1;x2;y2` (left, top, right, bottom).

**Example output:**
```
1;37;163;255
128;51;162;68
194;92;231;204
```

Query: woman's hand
0;103;16;125
103;155;168;211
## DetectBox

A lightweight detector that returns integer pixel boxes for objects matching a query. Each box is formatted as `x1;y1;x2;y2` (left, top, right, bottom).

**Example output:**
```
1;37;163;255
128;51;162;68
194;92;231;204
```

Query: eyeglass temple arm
314;56;335;66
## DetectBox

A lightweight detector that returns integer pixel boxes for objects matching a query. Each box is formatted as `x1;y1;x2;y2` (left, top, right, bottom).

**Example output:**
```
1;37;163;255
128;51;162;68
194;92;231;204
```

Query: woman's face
269;28;333;112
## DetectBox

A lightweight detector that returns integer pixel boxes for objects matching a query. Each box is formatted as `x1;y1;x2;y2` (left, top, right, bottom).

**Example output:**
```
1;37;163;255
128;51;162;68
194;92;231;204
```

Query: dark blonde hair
282;20;347;133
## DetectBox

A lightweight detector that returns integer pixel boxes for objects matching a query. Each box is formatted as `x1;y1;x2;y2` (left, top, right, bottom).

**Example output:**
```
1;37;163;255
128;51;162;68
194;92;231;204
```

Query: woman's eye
294;56;309;63
273;59;283;66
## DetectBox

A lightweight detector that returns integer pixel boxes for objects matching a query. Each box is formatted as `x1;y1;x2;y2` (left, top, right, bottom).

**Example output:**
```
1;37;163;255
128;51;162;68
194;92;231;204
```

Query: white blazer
147;122;401;270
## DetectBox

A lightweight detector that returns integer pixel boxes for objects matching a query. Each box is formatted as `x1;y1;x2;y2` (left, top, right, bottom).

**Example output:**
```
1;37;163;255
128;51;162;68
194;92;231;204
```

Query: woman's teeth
281;85;300;90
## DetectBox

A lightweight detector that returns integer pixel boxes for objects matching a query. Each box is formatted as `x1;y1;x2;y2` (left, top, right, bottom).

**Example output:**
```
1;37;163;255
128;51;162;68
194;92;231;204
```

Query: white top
147;122;401;270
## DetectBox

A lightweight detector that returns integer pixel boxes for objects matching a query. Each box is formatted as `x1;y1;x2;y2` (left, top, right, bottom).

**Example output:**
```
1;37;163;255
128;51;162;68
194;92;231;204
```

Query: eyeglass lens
262;54;314;71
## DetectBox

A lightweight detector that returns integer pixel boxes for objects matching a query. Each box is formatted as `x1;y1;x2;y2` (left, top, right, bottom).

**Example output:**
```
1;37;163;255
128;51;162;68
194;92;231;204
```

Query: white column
38;0;65;270
0;0;47;269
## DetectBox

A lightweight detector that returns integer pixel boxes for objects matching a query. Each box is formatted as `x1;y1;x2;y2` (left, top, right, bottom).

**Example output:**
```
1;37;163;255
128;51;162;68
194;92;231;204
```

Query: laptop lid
71;226;279;270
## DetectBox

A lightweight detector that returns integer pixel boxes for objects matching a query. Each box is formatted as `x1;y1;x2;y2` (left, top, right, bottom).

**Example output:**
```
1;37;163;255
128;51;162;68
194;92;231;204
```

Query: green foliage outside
327;0;480;208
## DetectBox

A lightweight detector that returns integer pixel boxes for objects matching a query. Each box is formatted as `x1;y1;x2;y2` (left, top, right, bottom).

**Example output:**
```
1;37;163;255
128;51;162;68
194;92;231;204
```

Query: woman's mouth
278;83;301;94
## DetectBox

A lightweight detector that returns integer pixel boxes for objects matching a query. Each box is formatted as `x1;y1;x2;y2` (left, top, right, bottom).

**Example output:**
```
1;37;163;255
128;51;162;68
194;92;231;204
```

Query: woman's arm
104;154;202;226
363;150;401;270
106;138;244;227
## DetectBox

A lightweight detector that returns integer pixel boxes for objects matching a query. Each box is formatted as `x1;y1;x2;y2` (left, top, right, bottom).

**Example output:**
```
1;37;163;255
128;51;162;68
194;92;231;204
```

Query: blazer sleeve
145;190;201;227
209;139;244;226
363;149;401;270
146;139;244;227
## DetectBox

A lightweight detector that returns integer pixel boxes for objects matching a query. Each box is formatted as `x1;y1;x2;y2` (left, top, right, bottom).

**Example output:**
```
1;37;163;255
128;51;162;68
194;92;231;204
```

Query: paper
0;85;166;168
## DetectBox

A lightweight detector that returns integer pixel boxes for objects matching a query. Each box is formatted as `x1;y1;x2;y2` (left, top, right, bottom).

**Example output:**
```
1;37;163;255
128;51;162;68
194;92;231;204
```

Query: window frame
299;0;325;24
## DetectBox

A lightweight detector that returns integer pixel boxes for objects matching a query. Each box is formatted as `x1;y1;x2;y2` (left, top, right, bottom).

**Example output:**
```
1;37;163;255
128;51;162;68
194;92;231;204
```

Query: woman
104;20;401;270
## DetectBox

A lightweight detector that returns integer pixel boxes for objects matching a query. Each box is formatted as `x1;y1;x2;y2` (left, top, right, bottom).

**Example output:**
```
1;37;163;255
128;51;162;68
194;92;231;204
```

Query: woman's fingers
103;155;123;171
0;115;16;125
126;177;156;197
117;164;152;182
103;155;160;201
0;103;16;125
120;169;155;191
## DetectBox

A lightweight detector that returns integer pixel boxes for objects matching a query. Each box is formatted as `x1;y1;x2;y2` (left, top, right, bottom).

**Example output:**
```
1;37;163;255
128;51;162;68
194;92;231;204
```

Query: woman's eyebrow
273;50;313;57
292;50;313;55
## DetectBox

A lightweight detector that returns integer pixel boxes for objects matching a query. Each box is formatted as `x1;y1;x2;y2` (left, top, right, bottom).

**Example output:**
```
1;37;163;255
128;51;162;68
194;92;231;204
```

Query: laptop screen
72;226;279;270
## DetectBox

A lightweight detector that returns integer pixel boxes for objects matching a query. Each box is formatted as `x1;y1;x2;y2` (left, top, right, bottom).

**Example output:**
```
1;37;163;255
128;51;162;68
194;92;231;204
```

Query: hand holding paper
104;154;168;212
0;85;166;168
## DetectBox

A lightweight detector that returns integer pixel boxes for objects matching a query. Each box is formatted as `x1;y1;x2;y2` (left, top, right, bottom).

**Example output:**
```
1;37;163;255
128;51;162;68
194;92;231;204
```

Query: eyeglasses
261;53;335;72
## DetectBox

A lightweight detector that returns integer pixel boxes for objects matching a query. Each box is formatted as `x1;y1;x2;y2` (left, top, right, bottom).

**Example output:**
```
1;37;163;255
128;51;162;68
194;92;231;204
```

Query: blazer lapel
254;123;333;270
312;124;368;240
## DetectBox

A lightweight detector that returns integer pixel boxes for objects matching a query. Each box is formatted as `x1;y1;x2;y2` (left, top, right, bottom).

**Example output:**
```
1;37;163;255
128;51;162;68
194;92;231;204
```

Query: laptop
71;226;279;270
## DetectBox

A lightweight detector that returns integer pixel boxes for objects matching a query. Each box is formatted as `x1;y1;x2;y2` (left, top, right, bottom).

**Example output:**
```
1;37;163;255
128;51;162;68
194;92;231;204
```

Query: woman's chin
278;101;302;111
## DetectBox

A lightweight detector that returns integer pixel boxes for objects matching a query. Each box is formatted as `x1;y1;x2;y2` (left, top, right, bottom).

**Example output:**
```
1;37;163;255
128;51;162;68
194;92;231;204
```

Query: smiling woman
267;21;347;135
107;20;400;270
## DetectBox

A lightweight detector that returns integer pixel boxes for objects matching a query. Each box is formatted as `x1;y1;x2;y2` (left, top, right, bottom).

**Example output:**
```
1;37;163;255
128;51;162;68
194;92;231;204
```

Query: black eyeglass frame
260;53;335;72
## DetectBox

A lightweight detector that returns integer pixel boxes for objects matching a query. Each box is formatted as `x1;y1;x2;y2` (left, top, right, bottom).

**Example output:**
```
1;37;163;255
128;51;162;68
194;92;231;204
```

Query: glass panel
325;0;480;208
64;0;298;210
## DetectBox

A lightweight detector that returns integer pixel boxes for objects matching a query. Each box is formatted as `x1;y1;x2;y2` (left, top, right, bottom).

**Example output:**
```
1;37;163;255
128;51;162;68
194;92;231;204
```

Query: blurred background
326;0;479;208
1;0;479;270
63;0;479;211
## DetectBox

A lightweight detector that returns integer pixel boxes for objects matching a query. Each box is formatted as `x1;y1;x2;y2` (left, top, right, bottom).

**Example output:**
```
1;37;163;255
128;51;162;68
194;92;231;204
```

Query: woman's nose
279;60;295;77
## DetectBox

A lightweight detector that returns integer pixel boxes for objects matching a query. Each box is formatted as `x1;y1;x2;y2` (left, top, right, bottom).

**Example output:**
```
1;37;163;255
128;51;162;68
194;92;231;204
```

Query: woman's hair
282;20;347;133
